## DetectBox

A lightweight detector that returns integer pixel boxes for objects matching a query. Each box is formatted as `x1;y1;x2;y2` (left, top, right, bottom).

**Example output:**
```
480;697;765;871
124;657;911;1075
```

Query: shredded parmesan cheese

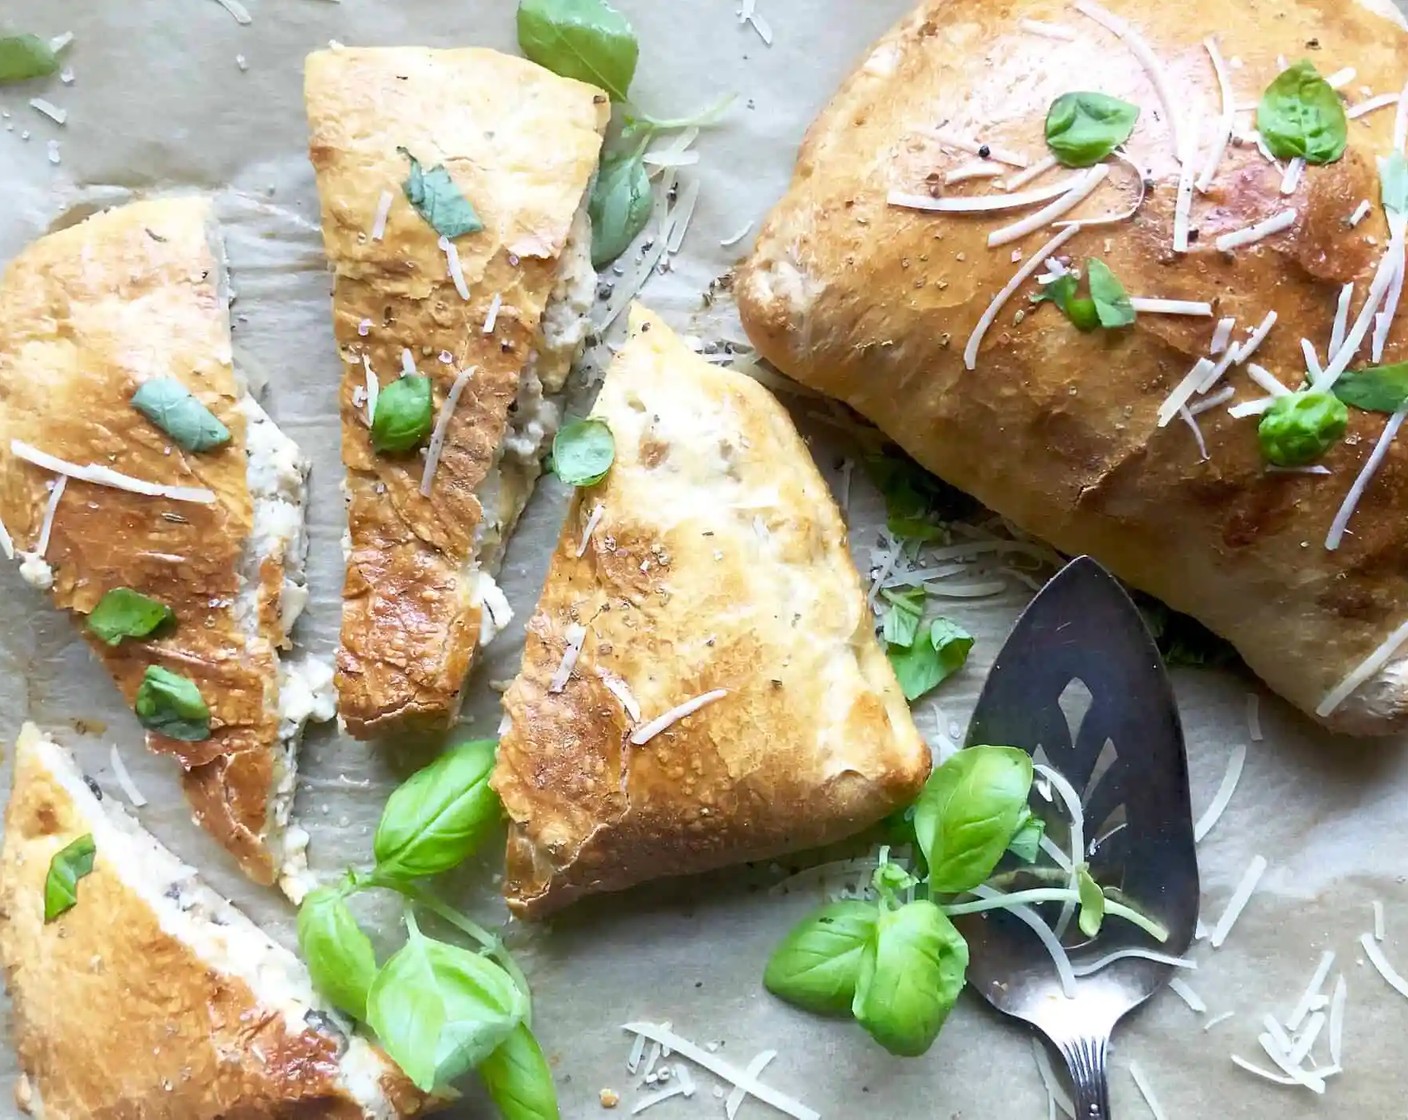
971;884;1077;996
1348;199;1372;227
1328;975;1347;1065
1158;358;1217;427
965;224;1081;370
370;190;392;241
1188;385;1235;415
932;129;1030;167
1215;209;1297;252
1347;92;1400;120
420;367;475;496
362;356;380;426
1245;363;1290;397
988;165;1110;246
483;292;502;334
1209;854;1267;948
1319;229;1405;389
28;97;66;126
1173;129;1199;252
1375;899;1387;940
438;235;470;300
1194;743;1247;843
726;1051;778;1120
11;441;215;504
1280;157;1306;195
1245;693;1263;741
548;624;588;694
1210;316;1236;354
890;174;1088;214
600;670;642;723
1372;234;1406;361
1287;950;1336;1031
630;690;728;745
1198;36;1235;192
1130;297;1214;316
36;475;66;558
1019;18;1078;40
577;503;605;557
1326;67;1356;90
1002;154;1059;192
1205;1011;1235;1031
666;178;701;254
212;0;253;24
1128;1062;1168;1120
1396;78;1408;153
1074;0;1185;159
719;221;755;248
0;514;12;561
1362;932;1408;1001
1301;338;1324;380
1326;409;1406;551
1169;977;1208;1012
621;1024;819;1120
1181;407;1209;460
1331;282;1355;355
109;743;147;807
1072;949;1196;977
945;160;1007;185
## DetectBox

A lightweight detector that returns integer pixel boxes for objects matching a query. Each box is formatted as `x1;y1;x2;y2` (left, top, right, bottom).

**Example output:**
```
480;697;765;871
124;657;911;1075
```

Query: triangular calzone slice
305;48;608;738
0;199;323;888
493;306;931;917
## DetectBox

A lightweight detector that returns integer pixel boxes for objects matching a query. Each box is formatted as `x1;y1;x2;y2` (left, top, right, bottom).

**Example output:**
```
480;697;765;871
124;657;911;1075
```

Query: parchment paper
1;1;1406;1116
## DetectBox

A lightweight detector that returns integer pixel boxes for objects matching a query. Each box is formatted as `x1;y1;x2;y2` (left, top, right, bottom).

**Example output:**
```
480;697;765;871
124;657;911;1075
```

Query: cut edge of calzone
0;723;427;1120
0;197;329;893
304;46;609;739
491;305;933;918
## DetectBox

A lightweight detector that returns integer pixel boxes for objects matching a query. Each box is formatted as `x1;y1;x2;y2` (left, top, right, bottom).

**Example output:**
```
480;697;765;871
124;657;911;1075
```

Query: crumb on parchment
599;1087;621;1109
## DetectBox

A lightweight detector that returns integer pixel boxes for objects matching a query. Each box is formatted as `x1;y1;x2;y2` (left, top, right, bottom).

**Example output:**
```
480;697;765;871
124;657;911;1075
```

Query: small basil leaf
929;618;974;675
1257;61;1347;164
86;587;174;646
1257;391;1348;467
887;642;945;702
1381;153;1408;217
588;151;653;268
372;375;434;454
914;745;1034;894
1044;91;1139;168
880;588;924;649
516;0;639;103
44;833;96;922
131;378;231;452
480;1023;561;1120
1333;362;1408;414
1034;273;1099;332
763;900;878;1016
1086;259;1135;329
552;417;615;486
1077;864;1106;938
366;929;446;1091
297;887;379;1021
134;666;211;741
399;149;484;239
851;900;968;1057
1006;808;1045;864
0;34;59;84
373;740;501;881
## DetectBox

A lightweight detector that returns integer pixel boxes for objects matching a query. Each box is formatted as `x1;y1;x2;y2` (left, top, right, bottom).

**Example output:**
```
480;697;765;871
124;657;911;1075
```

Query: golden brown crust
492;307;931;918
0;199;293;880
0;724;428;1120
739;0;1408;734
304;48;608;738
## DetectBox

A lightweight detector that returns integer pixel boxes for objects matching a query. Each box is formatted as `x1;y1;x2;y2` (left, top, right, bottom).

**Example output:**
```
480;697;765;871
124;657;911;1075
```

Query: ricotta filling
33;733;401;1120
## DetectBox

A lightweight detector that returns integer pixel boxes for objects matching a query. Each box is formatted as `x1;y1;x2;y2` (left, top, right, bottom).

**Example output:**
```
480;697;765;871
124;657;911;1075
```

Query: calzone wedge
305;47;608;738
492;307;931;918
740;0;1408;734
0;198;325;888
0;724;428;1120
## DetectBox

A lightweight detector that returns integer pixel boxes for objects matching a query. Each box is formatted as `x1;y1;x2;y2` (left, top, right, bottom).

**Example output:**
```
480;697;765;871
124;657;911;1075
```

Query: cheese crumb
600;1089;621;1109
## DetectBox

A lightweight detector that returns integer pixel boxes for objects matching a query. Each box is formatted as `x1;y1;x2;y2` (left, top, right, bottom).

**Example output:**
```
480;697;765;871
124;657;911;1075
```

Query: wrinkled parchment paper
2;1;1407;1116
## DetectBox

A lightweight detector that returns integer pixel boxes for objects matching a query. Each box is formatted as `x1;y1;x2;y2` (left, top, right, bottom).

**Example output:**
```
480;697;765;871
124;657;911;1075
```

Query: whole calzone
492;306;931;918
740;0;1408;734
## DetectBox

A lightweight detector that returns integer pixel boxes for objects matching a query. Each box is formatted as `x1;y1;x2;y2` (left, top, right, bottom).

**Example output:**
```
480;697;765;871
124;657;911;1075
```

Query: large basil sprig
913;745;1034;893
373;739;500;881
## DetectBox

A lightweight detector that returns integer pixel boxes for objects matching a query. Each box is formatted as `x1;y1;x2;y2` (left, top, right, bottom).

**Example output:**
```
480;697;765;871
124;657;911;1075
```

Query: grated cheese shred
1197;36;1235;192
370;190;393;241
965;224;1081;370
1209;854;1267;948
11;441;216;505
1129;297;1213;316
1019;18;1078;40
110;742;148;807
1347;92;1401;120
629;689;728;745
577;502;605;558
1325;409;1406;551
36;475;67;558
1074;0;1185;159
1128;1062;1169;1120
1002;153;1059;192
1210;316;1236;354
945;160;1007;185
987;165;1109;246
549;624;588;694
1194;743;1247;842
1215;209;1297;252
726;1051;778;1120
889;173;1088;214
1361;932;1408;1000
1157;358;1216;427
483;292;502;334
420;367;476;496
438;235;470;300
1169;977;1208;1012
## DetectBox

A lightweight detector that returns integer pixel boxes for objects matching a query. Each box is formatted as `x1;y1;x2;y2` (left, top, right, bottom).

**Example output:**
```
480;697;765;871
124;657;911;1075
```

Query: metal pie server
958;556;1199;1118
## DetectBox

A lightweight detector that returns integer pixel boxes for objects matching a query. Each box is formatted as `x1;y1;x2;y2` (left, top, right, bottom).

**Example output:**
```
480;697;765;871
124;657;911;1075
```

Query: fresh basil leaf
1077;864;1106;938
44;833;96;922
887;618;972;702
1034;273;1099;332
851;900;968;1057
865;451;978;540
134;666;211;741
1333;362;1408;414
552;417;615;486
763;900;878;1016
366;929;446;1091
131;377;231;452
1381;153;1408;217
872;861;919;906
1258;391;1348;467
914;745;1034;894
517;0;639;103
1044;91;1139;168
588;150;653;268
298;887;379;1021
1257;61;1347;164
86;587;174;646
372;375;434;454
1086;260;1135;329
399;149;484;239
374;739;501;882
880;588;924;648
0;34;59;84
1006;808;1045;864
480;1023;560;1120
929;618;974;673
